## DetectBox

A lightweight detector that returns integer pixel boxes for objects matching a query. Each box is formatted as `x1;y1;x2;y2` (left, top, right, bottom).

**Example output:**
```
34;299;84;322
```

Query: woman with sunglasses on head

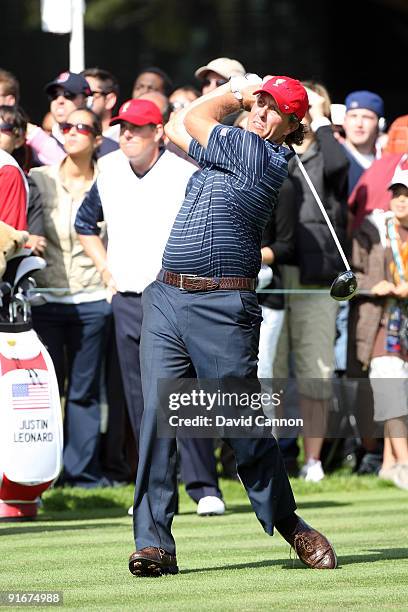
29;107;112;489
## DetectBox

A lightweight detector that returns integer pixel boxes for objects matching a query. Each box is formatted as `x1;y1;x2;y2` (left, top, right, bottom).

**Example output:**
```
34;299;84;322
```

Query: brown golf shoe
282;517;337;569
129;547;179;577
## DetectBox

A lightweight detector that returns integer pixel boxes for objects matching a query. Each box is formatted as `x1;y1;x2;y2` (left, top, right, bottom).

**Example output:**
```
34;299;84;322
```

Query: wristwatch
230;73;263;107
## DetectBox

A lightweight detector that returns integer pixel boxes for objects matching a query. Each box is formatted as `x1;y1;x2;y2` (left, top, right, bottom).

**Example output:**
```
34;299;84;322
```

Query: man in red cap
75;98;196;472
128;76;338;576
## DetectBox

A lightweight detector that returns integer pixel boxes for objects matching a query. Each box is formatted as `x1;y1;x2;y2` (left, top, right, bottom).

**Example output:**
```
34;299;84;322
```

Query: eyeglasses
119;123;148;135
90;90;109;98
202;78;228;88
48;90;79;102
0;123;16;135
60;122;97;136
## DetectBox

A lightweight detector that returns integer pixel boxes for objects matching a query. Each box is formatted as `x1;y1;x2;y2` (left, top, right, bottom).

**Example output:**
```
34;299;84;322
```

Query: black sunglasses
61;122;97;136
48;89;79;102
202;78;228;88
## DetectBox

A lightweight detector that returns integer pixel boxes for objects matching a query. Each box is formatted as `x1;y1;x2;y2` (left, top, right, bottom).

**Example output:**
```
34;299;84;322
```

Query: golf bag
0;249;62;519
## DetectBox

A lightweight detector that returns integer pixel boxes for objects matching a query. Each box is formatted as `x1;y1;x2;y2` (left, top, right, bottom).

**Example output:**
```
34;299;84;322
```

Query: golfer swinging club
129;74;337;576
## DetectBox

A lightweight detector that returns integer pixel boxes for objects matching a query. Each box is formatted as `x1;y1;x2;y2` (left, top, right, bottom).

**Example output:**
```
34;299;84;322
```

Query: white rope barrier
30;288;373;296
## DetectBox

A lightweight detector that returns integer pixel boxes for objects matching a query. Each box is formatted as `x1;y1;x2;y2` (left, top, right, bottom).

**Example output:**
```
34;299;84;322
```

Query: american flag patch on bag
12;383;49;410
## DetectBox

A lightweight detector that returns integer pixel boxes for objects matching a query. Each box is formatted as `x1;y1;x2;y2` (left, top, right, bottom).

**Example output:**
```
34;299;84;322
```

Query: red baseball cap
253;76;309;121
110;99;163;126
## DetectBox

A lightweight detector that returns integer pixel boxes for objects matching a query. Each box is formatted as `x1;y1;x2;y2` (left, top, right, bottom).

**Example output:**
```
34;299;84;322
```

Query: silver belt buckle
179;273;197;290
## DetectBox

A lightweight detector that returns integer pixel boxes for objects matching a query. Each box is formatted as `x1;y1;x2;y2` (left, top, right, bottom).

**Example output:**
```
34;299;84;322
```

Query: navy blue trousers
32;300;111;486
133;280;296;553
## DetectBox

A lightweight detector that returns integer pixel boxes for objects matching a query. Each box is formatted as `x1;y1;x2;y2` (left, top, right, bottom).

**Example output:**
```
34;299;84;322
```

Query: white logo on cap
58;72;69;83
350;101;359;108
272;79;286;87
121;102;131;113
284;104;289;110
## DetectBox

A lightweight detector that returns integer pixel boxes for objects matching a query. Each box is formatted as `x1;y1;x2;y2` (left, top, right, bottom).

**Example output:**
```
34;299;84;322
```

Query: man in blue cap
342;90;385;193
26;71;92;164
26;71;118;164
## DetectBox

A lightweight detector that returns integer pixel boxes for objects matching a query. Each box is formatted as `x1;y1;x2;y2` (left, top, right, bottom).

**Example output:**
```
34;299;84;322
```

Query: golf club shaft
292;152;351;271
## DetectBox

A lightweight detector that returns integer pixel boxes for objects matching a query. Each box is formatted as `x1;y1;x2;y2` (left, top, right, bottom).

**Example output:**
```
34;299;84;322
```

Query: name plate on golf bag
0;329;63;484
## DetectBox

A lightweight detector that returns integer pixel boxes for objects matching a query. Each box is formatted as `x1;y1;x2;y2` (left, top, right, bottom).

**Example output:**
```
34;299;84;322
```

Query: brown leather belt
160;270;256;292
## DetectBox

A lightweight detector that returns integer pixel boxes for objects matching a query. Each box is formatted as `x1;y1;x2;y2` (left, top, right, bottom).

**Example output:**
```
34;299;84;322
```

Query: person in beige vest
29;108;111;488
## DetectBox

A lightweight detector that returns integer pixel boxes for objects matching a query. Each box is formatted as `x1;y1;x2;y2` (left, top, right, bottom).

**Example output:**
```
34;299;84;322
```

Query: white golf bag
0;249;62;519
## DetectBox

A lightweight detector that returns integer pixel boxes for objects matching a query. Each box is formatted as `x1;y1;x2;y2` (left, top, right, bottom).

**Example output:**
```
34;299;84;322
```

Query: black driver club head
330;270;358;301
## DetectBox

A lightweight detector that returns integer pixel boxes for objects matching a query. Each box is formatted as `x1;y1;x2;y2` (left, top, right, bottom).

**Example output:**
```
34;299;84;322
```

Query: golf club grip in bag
0;328;63;519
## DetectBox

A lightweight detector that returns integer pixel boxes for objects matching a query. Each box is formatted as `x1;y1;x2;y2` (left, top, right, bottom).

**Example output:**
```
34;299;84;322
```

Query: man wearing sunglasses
81;67;120;144
46;71;92;129
195;57;246;128
26;71;118;166
195;57;246;96
26;71;91;166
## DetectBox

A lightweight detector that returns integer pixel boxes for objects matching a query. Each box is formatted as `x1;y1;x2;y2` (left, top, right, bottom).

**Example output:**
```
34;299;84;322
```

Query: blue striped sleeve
205;125;269;181
74;181;104;235
188;139;207;166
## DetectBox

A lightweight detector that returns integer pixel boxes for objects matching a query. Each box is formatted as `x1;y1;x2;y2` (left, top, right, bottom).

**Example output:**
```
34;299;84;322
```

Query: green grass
1;475;407;611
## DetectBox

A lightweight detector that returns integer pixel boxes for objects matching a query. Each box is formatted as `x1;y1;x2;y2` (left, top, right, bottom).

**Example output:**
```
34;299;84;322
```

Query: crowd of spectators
0;57;407;505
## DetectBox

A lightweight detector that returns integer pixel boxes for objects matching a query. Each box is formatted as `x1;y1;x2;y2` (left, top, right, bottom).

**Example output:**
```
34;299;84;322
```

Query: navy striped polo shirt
162;124;292;277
